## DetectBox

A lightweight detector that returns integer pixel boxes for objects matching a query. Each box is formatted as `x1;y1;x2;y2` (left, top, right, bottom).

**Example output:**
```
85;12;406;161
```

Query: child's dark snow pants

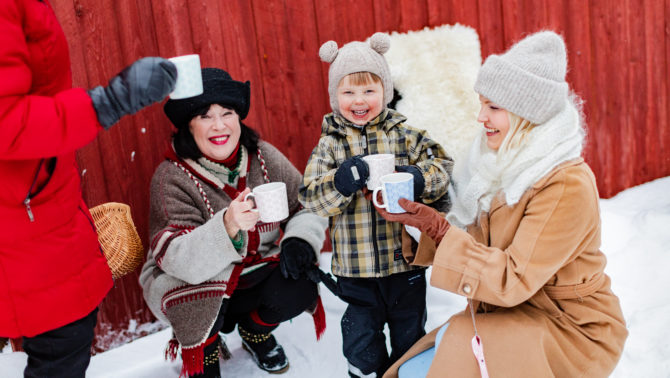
337;269;427;377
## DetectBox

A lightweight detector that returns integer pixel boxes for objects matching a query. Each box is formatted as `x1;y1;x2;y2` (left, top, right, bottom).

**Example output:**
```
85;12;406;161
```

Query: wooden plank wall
47;0;669;351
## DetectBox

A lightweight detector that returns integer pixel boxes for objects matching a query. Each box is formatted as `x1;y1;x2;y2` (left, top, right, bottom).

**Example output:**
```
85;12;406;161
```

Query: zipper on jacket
362;126;381;275
23;158;53;222
24;197;34;222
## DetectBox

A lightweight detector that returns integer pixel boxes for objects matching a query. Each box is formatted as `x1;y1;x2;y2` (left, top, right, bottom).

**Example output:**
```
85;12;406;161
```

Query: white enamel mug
362;154;395;190
168;54;203;99
243;182;289;223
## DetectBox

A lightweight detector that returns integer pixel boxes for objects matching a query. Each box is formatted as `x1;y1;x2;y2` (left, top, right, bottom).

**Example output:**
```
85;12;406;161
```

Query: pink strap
471;335;489;378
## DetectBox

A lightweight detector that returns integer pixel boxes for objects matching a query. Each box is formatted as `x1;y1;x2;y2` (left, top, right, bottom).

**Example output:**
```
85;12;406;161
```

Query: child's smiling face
337;74;384;126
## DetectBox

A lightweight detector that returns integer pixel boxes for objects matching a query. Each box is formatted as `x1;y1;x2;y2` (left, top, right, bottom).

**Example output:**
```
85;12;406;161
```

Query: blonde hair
497;111;538;155
340;72;382;87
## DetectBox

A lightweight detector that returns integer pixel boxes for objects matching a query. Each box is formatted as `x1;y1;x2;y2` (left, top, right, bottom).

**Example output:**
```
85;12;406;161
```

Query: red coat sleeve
0;0;102;161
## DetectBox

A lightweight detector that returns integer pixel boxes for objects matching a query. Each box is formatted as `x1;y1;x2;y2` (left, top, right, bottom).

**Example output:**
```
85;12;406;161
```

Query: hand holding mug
87;57;177;128
243;182;289;223
224;188;259;236
372;172;414;214
374;198;450;244
334;155;369;196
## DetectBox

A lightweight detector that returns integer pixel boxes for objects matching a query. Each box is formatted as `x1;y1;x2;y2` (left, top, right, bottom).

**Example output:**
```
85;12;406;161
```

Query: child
298;32;453;378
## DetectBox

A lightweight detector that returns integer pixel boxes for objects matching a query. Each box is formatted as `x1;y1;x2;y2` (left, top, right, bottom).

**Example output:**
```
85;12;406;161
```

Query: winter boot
188;339;221;378
238;326;289;374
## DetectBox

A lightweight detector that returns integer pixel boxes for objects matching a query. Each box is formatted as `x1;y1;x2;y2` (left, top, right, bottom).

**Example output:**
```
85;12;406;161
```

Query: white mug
363;154;395;190
372;172;414;214
243;182;289;223
168;54;203;99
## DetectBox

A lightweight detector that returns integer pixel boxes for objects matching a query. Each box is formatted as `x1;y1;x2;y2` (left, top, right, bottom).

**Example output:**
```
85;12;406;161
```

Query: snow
2;176;669;378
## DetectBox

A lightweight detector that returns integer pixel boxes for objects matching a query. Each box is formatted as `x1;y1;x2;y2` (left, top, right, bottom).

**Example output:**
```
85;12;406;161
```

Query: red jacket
0;0;112;337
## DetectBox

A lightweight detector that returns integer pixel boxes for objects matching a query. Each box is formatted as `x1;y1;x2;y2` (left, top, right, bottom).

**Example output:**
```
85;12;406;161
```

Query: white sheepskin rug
386;24;482;161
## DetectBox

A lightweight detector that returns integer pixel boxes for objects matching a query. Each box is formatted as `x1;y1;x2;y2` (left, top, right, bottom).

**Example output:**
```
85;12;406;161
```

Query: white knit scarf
446;99;584;229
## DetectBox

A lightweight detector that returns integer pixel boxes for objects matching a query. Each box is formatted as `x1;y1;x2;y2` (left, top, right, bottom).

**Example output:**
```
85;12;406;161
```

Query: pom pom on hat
369;32;390;55
319;41;339;63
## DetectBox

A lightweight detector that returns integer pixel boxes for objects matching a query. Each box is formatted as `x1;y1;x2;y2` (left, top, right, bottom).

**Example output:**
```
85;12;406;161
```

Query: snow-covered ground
2;176;669;377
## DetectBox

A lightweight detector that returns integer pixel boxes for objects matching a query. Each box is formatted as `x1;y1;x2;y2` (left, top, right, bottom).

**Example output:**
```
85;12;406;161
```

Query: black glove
334;155;369;197
280;238;317;280
88;57;177;128
396;165;425;200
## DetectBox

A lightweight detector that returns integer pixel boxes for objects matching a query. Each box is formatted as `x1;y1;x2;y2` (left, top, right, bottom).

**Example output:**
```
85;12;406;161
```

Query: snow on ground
600;177;670;377
1;177;669;377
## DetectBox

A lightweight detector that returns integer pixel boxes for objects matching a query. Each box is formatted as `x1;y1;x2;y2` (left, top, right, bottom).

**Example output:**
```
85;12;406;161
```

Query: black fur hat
163;68;251;128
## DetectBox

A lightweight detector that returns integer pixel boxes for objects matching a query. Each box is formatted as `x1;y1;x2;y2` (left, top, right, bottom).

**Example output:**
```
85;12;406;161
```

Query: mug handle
243;192;259;212
372;187;387;209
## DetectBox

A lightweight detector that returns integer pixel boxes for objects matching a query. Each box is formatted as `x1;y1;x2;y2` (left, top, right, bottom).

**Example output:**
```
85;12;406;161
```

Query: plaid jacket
299;109;453;277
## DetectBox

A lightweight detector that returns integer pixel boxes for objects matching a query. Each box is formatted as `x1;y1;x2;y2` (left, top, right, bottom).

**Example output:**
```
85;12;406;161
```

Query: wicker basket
89;202;144;279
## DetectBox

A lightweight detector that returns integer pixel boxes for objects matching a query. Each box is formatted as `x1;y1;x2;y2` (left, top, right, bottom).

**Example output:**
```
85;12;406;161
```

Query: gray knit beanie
319;32;393;116
474;31;569;124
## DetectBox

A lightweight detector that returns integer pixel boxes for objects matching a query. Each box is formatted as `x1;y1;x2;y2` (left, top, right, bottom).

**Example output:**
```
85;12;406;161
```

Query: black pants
22;308;98;378
223;263;319;333
191;264;318;377
338;269;427;377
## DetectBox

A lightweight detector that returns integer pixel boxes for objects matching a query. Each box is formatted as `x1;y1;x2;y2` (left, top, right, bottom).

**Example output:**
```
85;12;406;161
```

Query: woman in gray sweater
140;68;327;377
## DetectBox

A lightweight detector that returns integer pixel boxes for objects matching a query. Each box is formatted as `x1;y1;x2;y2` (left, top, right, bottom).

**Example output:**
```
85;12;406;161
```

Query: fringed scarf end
164;334;180;361
312;296;326;340
179;344;205;377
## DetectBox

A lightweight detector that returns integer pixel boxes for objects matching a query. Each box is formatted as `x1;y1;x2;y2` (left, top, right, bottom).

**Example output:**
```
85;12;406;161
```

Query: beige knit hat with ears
474;30;569;124
319;32;393;116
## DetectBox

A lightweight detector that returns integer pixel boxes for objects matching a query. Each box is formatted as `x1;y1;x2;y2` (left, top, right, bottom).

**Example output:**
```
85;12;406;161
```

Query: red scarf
202;142;240;168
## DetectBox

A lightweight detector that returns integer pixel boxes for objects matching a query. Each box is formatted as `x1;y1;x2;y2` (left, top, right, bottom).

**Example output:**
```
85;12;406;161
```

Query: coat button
462;284;472;294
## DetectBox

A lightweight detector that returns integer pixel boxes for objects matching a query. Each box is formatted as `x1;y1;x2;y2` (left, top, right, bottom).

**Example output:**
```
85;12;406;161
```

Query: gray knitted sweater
139;140;327;356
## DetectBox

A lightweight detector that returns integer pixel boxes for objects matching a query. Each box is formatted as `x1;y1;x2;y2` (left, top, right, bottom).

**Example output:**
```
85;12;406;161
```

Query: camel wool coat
385;159;627;378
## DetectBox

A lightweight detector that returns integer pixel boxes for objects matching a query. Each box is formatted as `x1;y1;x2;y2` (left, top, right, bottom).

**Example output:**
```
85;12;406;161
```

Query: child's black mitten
334;155;369;196
396;165;425;200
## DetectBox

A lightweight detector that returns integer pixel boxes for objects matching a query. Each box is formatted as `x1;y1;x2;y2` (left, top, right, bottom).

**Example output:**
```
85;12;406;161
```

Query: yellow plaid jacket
299;109;453;277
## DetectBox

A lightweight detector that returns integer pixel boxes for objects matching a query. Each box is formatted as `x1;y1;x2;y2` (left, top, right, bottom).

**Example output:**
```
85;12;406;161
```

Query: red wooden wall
45;0;669;351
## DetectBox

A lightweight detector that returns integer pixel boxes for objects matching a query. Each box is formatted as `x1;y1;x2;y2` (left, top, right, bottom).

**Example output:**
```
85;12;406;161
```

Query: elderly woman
377;31;627;377
140;68;327;377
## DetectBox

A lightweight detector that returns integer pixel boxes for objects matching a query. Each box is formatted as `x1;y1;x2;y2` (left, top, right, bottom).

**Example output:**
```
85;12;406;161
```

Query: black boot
189;341;221;378
238;326;289;374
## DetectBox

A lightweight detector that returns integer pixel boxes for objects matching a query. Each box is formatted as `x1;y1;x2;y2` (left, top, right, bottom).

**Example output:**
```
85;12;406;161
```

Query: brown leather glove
374;198;450;244
362;187;373;201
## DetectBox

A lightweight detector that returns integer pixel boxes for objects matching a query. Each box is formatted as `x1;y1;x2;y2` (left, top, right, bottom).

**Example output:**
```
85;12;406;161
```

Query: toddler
298;32;453;377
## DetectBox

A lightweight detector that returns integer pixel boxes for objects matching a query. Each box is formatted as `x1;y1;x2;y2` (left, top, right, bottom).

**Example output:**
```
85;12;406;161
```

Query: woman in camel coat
376;31;627;378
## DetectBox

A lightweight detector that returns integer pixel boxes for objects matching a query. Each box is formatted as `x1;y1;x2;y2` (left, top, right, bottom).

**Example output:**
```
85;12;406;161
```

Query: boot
238;326;289;374
188;341;221;378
